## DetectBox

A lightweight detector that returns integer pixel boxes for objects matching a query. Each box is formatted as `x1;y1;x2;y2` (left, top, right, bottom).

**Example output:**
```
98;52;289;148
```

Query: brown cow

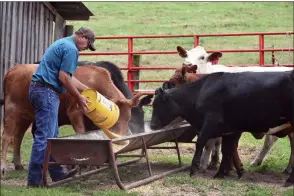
1;64;143;175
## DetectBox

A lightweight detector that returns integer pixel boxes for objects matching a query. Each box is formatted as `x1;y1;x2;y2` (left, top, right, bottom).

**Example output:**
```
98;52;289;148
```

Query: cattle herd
1;46;294;187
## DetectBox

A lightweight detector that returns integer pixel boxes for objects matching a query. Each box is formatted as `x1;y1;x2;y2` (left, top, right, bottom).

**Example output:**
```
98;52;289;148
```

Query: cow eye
199;56;205;60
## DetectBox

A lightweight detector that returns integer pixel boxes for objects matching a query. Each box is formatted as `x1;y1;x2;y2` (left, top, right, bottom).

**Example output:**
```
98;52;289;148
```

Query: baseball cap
76;27;96;51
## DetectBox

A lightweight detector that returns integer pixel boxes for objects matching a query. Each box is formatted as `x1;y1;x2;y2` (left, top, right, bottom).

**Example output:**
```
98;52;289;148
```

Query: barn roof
47;2;94;21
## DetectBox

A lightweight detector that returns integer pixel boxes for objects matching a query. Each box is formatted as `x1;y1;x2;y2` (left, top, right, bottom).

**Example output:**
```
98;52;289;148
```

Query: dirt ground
1;145;293;196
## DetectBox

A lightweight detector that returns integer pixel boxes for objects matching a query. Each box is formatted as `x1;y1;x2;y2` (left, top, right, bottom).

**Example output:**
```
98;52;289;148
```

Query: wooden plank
0;2;7;76
4;2;12;73
64;25;74;37
16;2;23;64
9;2;18;66
34;3;39;62
21;2;28;63
31;2;36;63
26;2;32;63
43;2;57;15
48;12;53;47
0;2;5;96
36;3;46;61
54;13;65;40
43;6;49;51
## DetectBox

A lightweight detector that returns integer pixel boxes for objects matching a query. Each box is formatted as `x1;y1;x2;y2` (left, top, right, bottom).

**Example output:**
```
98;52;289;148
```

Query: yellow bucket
81;89;121;139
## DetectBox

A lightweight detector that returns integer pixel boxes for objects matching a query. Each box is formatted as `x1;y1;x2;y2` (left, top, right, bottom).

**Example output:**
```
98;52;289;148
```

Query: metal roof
49;2;94;21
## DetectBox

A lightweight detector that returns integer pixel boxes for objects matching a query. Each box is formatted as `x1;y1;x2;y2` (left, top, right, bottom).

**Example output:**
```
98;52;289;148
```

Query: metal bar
117;154;146;158
47;158;142;187
127;38;134;92
173;132;182;167
123;165;191;190
108;139;127;190
194;36;199;47
259;34;265;66
89;32;293;39
79;48;294;56
147;146;177;149
141;137;152;177
119;64;294;71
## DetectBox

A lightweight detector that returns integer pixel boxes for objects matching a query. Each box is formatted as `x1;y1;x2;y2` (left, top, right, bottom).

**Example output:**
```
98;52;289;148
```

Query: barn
0;2;94;127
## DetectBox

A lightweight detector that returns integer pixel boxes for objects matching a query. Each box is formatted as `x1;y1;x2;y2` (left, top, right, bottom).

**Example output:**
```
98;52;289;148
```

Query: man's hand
77;95;91;113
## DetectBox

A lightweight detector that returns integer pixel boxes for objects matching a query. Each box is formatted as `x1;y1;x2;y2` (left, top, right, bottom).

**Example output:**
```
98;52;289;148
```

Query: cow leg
207;137;221;170
214;133;242;179
200;138;216;171
284;118;294;187
67;110;86;134
284;132;294;174
250;135;278;167
232;141;244;178
1;111;29;175
190;114;223;176
1;126;13;176
12;120;32;170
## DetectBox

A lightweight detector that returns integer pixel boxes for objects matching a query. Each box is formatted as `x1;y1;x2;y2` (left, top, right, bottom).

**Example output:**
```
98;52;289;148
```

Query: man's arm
59;70;90;112
71;76;89;92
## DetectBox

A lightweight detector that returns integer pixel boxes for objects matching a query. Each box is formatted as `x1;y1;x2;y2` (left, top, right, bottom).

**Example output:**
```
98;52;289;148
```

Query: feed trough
42;122;196;190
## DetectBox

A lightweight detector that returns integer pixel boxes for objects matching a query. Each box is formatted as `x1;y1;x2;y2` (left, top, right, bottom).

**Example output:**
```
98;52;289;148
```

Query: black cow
150;70;294;187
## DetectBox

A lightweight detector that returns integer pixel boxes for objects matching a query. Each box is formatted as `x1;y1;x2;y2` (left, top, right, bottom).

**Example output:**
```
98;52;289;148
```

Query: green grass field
1;2;294;196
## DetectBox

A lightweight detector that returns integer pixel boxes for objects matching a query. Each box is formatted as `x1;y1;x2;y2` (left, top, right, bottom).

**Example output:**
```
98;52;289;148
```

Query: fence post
64;25;74;37
127;38;134;92
194;36;200;47
133;55;141;91
259;34;265;66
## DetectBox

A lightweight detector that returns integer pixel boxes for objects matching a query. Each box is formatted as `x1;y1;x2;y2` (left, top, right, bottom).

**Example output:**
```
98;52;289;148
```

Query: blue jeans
27;85;65;185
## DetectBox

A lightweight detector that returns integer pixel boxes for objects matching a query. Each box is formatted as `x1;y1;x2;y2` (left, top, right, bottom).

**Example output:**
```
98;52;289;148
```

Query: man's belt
30;82;60;94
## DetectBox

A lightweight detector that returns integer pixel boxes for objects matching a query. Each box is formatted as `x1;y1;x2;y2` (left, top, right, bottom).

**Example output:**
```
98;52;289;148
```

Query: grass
67;2;293;91
1;2;294;196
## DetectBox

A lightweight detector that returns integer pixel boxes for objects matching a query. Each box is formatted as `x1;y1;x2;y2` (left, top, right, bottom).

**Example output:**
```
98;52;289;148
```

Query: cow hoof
237;169;244;179
15;164;24;171
1;164;7;177
189;166;199;177
250;160;261;167
283;168;292;175
207;163;218;170
283;180;294;188
214;172;225;179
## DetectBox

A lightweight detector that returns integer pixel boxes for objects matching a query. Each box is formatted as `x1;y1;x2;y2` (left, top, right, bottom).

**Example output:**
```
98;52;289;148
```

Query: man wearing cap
27;27;96;187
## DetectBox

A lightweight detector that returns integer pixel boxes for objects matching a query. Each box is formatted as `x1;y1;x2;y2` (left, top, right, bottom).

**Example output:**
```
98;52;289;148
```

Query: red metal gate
79;32;294;94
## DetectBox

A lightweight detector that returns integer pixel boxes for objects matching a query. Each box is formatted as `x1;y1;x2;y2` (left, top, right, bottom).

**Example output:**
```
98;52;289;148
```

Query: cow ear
128;92;143;107
155;87;165;95
139;95;154;107
177;46;188;58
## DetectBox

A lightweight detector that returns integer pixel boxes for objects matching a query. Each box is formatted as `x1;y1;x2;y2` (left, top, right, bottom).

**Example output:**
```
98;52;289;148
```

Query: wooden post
64;25;74;37
133;55;141;90
54;13;65;41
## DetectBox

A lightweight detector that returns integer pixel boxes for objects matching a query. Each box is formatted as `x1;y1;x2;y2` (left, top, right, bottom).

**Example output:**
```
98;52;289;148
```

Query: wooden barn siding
0;2;55;128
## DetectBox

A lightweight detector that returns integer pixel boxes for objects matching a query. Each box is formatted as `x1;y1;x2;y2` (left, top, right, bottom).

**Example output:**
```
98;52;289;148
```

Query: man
27;27;95;187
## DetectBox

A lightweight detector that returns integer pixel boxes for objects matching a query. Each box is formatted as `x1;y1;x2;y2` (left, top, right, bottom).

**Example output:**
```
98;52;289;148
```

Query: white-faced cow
150;69;294;187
